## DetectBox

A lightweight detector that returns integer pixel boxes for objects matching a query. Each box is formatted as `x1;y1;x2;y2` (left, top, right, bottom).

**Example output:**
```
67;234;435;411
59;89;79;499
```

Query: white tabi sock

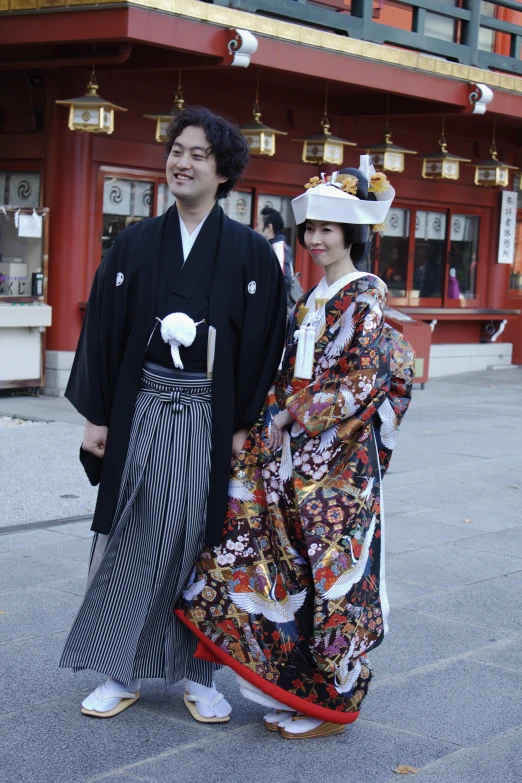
283;717;325;734
185;679;232;719
81;678;140;713
236;675;290;711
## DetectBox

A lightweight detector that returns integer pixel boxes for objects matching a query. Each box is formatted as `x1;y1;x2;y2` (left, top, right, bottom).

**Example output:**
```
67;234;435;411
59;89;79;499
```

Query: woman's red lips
310;249;325;254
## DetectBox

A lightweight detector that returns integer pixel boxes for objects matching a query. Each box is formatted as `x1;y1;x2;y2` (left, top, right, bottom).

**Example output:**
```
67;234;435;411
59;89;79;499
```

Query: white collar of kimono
178;211;210;263
306;271;374;310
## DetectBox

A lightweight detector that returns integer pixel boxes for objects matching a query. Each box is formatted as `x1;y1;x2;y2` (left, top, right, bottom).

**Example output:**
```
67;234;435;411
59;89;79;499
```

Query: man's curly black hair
165;106;250;199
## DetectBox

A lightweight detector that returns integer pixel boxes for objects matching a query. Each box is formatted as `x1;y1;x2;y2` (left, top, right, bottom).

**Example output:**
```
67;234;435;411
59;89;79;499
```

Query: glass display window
448;215;480;299
368;202;483;307
221;190;253;226
0;208;48;300
378;207;410;298
102;176;155;257
411;211;446;300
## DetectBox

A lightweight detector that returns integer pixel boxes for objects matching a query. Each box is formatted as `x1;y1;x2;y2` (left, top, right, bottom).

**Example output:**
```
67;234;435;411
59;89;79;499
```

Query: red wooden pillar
44;72;93;352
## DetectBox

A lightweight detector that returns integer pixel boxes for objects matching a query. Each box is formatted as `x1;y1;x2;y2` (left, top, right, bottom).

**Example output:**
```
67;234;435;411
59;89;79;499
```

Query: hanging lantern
362;97;416;173
422;120;470;181
56;68;126;135
293;83;356;166
144;72;186;144
239;70;287;156
363;130;417;173
471;124;517;187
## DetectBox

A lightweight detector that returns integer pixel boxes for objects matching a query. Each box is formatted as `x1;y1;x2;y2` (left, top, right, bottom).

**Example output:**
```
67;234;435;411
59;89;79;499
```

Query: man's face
166;125;228;205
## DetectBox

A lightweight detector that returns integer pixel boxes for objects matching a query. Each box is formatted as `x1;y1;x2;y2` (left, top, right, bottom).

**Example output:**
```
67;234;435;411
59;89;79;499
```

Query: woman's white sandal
183;692;231;724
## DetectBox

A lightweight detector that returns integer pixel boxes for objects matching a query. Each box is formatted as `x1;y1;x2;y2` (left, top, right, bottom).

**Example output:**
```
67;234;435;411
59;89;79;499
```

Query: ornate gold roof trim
3;0;522;95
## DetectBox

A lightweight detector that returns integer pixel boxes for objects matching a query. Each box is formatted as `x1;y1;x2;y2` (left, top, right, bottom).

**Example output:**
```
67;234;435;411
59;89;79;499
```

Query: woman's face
304;220;348;268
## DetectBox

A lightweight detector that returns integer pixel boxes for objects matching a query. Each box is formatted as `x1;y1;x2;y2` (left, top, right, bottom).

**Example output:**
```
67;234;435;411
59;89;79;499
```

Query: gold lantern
56;68;126;135
422;120;470;181
144;72;186;144
363;130;417;173
293;83;356;166
471;125;517;187
240;71;287;156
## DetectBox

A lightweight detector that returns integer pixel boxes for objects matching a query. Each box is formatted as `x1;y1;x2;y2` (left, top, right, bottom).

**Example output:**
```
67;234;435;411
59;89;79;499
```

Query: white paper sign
18;212;42;238
498;190;516;265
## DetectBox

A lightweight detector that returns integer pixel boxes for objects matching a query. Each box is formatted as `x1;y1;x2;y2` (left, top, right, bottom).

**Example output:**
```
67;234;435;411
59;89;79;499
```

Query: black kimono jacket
66;204;287;546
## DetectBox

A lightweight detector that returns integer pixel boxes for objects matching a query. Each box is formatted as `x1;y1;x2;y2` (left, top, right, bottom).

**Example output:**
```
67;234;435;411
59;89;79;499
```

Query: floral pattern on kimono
177;275;412;724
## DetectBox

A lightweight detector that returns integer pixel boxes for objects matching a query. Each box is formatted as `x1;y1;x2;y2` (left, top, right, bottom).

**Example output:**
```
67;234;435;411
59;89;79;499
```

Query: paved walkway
1;369;521;783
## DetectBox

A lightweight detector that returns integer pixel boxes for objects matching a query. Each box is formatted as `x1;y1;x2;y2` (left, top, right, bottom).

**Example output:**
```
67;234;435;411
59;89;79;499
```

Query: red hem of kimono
175;609;360;726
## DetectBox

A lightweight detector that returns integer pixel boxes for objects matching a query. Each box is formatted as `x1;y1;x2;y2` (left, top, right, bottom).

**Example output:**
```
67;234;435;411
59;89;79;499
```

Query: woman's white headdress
291;155;395;228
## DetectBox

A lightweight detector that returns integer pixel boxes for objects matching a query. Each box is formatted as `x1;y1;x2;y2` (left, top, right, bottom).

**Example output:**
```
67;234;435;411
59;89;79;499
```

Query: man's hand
82;420;108;458
231;427;250;468
268;409;293;451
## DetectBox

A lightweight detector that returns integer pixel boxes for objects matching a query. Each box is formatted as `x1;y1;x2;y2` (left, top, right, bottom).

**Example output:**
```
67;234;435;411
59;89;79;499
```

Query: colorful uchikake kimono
176;268;415;725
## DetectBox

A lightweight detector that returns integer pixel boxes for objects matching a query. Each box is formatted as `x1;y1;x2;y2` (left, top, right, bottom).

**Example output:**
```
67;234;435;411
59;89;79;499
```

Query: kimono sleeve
286;283;390;438
64;249;114;426
234;242;287;431
374;328;415;475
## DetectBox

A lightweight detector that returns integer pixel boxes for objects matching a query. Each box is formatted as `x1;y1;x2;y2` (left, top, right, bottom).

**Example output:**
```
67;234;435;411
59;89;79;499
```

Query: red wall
1;64;521;357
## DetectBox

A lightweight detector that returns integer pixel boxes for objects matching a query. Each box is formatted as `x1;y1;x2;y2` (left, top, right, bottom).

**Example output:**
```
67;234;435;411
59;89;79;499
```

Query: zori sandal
183;692;231;724
81;685;140;719
280;715;346;739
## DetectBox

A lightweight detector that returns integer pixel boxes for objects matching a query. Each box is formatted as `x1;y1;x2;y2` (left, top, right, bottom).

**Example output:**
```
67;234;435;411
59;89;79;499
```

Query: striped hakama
60;362;215;687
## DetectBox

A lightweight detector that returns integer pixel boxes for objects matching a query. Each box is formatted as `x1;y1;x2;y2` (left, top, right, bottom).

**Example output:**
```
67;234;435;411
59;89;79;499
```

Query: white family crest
116;272;124;287
248;281;257;294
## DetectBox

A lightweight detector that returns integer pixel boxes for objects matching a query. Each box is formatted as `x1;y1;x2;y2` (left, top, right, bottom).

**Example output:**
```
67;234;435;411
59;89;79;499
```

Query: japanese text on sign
498;190;517;265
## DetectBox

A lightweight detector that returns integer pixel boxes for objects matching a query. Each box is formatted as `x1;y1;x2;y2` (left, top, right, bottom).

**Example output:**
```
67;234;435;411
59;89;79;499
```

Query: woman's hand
231;427;250;468
268;409;293;451
82;420;108;458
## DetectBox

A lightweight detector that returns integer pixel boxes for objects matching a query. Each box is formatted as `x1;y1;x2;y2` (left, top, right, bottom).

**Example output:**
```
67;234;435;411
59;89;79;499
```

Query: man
256;206;295;307
60;107;287;723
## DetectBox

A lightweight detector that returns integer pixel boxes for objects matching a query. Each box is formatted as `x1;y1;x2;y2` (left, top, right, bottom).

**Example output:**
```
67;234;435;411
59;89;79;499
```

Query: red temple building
1;0;521;393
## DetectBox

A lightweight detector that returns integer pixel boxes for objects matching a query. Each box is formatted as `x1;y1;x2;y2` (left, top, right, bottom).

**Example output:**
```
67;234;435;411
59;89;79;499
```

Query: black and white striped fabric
60;362;215;687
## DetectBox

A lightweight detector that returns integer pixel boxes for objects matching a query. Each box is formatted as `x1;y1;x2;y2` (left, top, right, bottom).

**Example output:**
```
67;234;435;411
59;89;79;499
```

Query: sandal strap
185;692;224;709
95;685;137;701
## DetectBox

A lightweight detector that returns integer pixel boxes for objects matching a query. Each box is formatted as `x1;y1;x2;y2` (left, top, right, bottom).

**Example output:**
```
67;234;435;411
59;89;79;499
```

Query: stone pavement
0;369;521;783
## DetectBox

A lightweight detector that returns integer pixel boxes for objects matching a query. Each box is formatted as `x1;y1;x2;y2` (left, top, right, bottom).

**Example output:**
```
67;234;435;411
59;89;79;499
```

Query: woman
176;160;414;738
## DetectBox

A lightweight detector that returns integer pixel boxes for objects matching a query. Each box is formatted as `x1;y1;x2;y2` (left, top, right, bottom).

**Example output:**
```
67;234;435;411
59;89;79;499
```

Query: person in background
256;206;294;307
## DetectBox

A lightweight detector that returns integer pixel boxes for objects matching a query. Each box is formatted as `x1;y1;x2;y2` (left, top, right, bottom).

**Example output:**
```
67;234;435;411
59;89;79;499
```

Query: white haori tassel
279;429;293;482
294;325;316;380
160;313;204;370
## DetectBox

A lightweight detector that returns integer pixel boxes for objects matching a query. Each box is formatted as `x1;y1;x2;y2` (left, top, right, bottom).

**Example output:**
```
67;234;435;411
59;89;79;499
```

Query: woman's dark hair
165;106;250;199
260;206;284;235
296;167;376;264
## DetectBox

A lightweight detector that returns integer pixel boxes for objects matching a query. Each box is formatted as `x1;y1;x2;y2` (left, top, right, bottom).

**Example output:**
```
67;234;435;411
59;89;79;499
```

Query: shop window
221;191;253;226
510;220;522;292
0;172;41;208
102;177;154;256
448;215;480;299
412;211;446;300
156;182;176;216
378;207;410;298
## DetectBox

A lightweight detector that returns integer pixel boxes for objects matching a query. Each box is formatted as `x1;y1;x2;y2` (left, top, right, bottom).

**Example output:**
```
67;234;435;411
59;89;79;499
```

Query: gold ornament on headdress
304;176;321;189
368;172;390;193
334;174;358;195
372;222;387;234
